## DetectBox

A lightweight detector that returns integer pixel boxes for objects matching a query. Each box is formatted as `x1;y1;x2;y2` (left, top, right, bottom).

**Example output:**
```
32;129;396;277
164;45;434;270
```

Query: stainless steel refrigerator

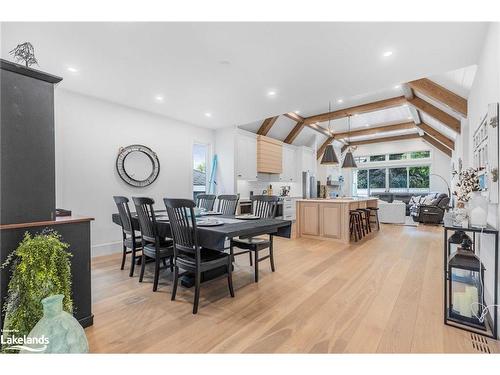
302;171;317;199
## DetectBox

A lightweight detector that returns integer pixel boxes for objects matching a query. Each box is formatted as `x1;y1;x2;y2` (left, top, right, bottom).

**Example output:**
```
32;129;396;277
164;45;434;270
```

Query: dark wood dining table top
111;211;292;250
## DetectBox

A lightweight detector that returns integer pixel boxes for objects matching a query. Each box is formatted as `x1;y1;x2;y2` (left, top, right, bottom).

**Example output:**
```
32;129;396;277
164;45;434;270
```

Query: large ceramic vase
20;294;89;353
469;191;488;228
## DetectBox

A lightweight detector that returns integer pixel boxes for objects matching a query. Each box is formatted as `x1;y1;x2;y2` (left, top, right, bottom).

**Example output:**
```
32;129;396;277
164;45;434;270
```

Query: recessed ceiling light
394;85;401;89
267;90;277;97
67;66;79;73
294;110;300;114
154;95;164;102
383;50;393;57
337;99;344;104
407;116;413;120
365;124;370;127
205;112;212;118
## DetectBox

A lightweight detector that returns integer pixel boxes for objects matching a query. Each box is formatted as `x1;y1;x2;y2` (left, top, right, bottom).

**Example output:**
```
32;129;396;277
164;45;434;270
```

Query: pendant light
320;101;339;165
342;115;358;169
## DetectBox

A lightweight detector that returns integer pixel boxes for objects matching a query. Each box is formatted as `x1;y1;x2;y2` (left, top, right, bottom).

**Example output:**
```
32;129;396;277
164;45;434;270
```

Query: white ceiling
0;22;488;129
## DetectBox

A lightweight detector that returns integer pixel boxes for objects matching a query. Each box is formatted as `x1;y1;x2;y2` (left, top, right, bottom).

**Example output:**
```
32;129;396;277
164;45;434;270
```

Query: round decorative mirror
116;145;160;187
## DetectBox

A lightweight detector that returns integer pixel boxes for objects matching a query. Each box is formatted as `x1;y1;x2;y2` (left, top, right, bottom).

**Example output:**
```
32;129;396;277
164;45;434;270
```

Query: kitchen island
296;198;378;243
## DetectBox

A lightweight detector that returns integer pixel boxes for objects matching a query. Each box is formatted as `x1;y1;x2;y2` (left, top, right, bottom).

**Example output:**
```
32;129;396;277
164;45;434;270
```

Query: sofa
371;192;449;217
410;193;450;224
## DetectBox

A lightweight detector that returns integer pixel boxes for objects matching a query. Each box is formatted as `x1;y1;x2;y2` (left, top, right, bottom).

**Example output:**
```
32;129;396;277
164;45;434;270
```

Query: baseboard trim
91;241;122;257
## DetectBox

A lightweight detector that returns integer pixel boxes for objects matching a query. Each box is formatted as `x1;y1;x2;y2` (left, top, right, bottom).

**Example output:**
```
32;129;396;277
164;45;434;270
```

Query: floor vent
470;333;491;353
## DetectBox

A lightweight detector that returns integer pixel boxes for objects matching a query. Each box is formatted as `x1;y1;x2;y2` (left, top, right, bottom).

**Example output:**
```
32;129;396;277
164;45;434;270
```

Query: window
354;156;368;163
409;166;430;189
193;143;209;200
369;169;386;193
355;150;430;164
370;154;386;162
355;165;430;195
389;153;407;161
389;167;408;191
410;151;430;159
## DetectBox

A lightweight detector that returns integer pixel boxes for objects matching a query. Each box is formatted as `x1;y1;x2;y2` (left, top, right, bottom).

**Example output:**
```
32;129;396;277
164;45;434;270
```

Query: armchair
411;193;450;224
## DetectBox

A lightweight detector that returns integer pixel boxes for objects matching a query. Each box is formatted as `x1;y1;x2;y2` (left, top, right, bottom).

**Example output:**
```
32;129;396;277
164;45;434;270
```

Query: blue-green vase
20;294;89;353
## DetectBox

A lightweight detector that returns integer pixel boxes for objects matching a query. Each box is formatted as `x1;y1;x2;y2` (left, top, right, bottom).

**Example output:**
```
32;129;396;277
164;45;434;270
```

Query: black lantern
448;230;471;255
448;237;486;329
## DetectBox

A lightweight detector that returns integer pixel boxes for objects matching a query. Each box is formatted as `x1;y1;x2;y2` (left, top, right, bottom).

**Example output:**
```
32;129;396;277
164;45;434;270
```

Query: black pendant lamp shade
321;144;339;165
342;114;358;169
342;150;358;169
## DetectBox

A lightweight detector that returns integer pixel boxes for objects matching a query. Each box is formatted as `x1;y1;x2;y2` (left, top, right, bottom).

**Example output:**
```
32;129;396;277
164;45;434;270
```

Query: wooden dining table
111;210;292;251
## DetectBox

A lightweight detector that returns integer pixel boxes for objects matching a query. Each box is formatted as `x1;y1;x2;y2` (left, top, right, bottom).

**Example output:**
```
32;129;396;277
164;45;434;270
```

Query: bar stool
349;210;363;242
357;208;372;234
368;207;380;231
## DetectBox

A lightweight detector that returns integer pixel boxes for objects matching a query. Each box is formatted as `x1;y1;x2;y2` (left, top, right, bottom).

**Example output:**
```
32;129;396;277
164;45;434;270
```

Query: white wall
455;23;500;335
55;89;214;257
317;138;452;195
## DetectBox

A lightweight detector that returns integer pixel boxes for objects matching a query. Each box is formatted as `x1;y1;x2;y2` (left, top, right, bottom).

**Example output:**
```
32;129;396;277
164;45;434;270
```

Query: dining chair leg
254;250;259;283
139;253;146;282
249;251;253;266
269;235;275;272
153;258;160;292
169;256;174;272
171;265;179;301
120;244;127;270
227;264;235;298
162;258;167;267
129;249;136;277
193;272;201;314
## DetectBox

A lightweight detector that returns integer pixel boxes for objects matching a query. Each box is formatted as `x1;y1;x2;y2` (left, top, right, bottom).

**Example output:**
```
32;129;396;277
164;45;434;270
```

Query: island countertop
295;198;378;243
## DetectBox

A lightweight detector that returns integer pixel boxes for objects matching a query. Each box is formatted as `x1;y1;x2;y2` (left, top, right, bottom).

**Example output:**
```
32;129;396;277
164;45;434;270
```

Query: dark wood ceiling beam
303;96;407;125
408;78;467;117
421;134;452;157
284;120;305;144
333;121;415;140
416;122;455;150
348;133;420;147
407;96;461;134
257;116;279;136
316;136;335;160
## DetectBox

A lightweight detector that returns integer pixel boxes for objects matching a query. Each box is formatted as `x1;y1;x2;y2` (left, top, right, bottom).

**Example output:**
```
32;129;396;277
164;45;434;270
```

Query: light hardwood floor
85;224;500;353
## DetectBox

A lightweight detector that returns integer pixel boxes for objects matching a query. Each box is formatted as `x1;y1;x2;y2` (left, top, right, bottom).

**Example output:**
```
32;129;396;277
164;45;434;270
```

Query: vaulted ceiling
240;65;476;157
0;22;487;129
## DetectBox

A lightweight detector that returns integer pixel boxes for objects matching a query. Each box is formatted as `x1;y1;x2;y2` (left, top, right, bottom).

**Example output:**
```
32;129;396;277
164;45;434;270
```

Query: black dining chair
113;196;142;277
164;198;234;314
132;197;174;292
230;195;278;282
196;194;216;211
217;194;239;215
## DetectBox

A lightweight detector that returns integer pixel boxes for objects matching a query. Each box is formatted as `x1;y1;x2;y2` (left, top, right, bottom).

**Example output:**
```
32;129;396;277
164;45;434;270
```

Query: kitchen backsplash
237;180;301;199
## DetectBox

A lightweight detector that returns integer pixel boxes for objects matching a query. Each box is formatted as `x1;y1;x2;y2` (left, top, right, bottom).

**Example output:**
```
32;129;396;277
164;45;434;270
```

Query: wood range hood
257;135;283;174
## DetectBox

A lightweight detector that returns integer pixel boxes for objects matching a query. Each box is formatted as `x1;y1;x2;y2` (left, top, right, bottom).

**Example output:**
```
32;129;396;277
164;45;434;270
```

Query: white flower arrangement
452;167;481;203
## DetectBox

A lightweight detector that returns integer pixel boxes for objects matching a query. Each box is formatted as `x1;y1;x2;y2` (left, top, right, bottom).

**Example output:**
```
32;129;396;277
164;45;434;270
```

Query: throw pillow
422;194;435;205
409;195;421;205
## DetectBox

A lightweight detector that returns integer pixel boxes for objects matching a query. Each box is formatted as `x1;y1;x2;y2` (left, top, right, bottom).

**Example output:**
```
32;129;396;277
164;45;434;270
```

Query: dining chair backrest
132;197;158;243
217;195;239;215
163;198;200;262
113;196;134;235
251;195;279;218
196;194;216;211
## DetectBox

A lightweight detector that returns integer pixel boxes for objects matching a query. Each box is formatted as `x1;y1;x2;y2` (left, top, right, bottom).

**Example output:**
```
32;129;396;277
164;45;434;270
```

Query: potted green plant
1;230;87;353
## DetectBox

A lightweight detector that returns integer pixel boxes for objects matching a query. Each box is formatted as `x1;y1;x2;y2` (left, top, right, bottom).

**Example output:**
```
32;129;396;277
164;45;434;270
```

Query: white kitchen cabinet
235;132;257;180
279;144;297;182
296;146;316;177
